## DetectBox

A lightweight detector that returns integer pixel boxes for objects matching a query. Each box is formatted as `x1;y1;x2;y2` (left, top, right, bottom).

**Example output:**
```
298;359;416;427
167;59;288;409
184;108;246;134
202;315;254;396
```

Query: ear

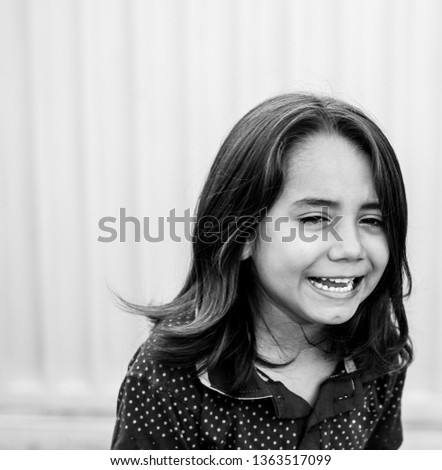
240;239;254;261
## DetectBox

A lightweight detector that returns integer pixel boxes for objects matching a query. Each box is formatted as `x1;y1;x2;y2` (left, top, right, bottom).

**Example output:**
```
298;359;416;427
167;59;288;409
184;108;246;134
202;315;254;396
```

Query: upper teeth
320;277;354;283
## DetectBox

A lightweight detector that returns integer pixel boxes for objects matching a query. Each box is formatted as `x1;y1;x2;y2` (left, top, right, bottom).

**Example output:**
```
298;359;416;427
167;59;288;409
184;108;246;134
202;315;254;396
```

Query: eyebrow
291;198;381;211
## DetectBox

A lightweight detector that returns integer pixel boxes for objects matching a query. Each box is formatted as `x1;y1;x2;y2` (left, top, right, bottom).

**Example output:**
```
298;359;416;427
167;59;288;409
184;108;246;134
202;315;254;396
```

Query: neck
255;311;326;364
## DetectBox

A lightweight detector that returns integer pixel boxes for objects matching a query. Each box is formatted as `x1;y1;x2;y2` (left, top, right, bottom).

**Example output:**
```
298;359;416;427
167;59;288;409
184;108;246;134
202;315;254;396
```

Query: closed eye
300;215;329;225
360;217;384;227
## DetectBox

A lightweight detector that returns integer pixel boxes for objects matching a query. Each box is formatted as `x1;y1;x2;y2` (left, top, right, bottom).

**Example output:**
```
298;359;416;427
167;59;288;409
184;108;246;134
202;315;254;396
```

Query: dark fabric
111;339;406;450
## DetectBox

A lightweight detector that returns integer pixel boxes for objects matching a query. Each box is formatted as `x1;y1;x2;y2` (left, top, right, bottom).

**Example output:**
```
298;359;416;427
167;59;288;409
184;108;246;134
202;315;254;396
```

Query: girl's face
250;132;389;327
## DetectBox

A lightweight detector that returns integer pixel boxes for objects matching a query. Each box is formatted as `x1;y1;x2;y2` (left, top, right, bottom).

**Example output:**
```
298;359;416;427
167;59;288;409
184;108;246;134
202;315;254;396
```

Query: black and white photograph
1;0;441;459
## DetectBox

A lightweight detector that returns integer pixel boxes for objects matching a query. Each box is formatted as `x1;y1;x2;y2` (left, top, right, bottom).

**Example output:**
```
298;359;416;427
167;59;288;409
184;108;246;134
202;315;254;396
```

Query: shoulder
360;366;407;409
112;335;204;450
362;366;407;389
123;337;203;412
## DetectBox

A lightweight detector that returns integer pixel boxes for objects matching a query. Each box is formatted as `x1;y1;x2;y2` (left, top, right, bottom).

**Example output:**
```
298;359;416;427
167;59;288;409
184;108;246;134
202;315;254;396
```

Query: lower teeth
309;279;355;293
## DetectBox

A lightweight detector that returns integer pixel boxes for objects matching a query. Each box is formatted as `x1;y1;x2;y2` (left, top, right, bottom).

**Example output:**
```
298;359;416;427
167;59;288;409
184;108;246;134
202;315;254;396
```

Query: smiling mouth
308;276;364;293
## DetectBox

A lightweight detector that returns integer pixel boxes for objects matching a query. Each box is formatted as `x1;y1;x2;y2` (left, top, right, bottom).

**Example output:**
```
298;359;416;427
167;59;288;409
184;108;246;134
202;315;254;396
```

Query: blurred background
1;0;441;449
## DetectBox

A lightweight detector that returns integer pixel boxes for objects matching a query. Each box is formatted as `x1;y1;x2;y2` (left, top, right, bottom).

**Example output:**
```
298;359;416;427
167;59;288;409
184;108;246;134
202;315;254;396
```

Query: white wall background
0;0;441;449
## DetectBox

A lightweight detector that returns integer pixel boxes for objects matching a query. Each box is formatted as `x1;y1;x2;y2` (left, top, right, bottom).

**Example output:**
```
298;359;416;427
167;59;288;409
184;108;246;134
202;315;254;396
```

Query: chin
320;311;357;325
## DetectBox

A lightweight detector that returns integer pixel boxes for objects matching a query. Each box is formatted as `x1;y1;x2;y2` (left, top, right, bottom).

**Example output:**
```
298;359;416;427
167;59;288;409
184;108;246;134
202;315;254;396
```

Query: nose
327;219;366;262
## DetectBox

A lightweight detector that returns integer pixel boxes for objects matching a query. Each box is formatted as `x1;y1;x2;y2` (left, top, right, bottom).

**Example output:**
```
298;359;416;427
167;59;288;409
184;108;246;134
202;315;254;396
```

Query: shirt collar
198;363;274;400
197;357;368;421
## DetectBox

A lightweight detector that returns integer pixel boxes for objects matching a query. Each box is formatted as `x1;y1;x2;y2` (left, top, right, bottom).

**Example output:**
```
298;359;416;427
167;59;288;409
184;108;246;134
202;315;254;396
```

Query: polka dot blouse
111;339;406;450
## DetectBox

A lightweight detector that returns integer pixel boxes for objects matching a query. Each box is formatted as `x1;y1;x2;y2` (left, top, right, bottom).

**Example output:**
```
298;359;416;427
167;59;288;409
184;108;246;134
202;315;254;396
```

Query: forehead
283;133;377;203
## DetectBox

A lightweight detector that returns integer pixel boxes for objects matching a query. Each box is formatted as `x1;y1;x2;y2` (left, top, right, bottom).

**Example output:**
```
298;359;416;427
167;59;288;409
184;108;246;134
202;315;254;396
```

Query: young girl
111;93;413;450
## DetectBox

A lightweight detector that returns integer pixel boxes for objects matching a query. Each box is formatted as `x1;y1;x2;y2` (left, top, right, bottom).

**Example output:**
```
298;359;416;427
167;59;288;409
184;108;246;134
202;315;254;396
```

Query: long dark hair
122;93;413;391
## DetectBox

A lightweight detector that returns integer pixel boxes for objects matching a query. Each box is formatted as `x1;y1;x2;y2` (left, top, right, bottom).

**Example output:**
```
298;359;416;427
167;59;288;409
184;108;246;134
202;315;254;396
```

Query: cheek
252;238;312;281
370;235;390;275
